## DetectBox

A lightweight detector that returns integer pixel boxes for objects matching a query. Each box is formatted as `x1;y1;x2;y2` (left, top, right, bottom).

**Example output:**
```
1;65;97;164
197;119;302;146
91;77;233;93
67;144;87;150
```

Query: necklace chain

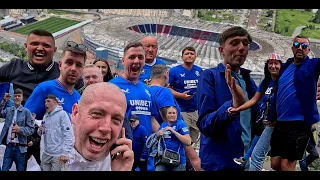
56;79;73;94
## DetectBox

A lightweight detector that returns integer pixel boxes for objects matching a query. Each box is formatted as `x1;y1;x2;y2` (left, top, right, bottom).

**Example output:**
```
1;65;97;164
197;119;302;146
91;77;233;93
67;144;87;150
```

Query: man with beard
110;41;159;171
139;36;166;85
196;26;257;171
269;35;320;171
24;41;86;119
168;46;203;147
0;30;83;105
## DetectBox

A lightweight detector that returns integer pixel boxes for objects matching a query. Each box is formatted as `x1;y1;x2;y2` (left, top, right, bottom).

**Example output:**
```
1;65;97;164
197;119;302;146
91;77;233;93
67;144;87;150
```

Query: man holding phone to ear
168;46;203;147
68;82;134;171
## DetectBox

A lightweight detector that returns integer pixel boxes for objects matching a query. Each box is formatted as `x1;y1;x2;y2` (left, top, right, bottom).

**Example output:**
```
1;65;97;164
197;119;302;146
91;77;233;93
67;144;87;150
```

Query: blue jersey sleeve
157;88;177;109
177;120;189;136
257;81;263;93
24;84;46;120
168;67;176;87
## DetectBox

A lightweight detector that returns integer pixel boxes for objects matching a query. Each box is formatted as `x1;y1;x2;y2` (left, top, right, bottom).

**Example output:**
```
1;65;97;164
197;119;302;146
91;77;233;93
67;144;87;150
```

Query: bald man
139;36;166;85
67;82;134;171
79;65;133;141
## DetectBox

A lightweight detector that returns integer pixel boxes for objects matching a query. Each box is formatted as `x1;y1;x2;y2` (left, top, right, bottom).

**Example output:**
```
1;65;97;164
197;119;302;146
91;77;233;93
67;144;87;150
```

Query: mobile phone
188;92;196;96
111;129;122;160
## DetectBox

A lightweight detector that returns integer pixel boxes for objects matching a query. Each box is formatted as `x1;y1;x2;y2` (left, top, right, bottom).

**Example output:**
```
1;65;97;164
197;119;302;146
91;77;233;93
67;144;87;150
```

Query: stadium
80;15;314;75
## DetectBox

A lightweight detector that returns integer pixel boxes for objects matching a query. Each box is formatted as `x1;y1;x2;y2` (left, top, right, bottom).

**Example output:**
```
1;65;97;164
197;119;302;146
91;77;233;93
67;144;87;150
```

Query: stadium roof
4;22;22;29
52;19;93;38
19;15;36;20
0;17;17;26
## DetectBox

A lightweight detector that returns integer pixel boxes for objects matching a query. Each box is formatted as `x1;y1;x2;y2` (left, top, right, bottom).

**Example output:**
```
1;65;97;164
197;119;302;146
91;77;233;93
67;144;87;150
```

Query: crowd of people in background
0;25;319;171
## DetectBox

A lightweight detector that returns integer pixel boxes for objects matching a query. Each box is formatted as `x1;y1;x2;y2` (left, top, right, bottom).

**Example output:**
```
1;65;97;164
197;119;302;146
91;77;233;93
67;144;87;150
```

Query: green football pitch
12;17;81;35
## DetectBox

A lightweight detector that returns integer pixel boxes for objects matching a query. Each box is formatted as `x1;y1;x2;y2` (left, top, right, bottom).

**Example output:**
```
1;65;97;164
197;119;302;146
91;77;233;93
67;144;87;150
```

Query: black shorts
270;120;310;161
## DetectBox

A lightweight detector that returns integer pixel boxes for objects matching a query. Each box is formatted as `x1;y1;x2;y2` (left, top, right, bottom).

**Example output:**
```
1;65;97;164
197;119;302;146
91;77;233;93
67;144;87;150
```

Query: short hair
151;64;168;80
159;106;177;120
218;26;252;46
14;88;23;95
182;46;196;56
294;35;310;44
27;29;54;41
45;94;58;103
62;45;87;63
123;41;144;55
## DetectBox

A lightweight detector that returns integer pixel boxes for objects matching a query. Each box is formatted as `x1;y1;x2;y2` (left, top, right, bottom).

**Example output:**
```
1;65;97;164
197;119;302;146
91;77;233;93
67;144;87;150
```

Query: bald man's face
72;85;127;161
141;37;158;63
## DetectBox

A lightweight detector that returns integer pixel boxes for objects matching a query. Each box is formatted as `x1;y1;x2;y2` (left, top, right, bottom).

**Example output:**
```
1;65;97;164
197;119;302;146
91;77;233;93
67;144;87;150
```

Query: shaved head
80;82;126;109
72;82;127;161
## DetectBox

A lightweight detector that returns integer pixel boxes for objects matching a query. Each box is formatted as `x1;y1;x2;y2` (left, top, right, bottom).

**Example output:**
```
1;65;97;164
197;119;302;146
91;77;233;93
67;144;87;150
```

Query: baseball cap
130;115;139;122
269;53;282;62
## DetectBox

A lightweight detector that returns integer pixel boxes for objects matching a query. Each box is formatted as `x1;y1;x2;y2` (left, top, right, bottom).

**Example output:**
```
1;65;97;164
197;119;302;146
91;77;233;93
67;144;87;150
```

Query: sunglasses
67;41;88;52
293;42;308;49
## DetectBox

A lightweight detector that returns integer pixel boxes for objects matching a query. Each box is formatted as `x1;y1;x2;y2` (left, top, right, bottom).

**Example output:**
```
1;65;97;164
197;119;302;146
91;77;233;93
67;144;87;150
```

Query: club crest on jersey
122;88;130;94
265;87;273;95
57;97;64;105
195;71;200;77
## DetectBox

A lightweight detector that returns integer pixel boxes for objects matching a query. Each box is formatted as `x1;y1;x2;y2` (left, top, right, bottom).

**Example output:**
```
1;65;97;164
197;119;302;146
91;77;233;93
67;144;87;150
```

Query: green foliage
300;27;320;39
274;9;320;38
12;17;81;35
0;42;28;60
312;9;320;24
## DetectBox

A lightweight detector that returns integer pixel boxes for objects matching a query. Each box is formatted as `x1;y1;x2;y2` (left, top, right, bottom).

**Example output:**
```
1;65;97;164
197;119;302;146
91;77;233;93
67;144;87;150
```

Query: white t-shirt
65;148;112;171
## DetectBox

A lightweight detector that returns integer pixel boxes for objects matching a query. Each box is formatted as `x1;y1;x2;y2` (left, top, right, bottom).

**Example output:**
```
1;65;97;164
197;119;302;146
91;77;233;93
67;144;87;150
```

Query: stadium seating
80;15;295;71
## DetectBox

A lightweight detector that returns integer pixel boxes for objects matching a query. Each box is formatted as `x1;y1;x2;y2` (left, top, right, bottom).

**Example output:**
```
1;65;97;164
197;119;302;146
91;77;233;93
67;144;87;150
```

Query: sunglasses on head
293;42;308;49
66;41;88;52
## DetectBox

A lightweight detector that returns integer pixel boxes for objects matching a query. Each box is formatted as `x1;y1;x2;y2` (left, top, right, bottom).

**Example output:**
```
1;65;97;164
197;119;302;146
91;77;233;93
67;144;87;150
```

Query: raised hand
1;93;11;104
225;64;246;108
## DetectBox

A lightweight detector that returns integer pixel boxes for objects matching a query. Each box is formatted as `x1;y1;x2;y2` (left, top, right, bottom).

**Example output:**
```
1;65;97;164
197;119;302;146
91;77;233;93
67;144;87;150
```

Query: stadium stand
80;15;302;73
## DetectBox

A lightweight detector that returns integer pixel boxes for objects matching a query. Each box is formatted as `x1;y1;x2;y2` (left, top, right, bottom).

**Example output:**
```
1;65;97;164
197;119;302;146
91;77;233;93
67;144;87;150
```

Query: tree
305;9;312;12
313;9;320;24
266;10;274;17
